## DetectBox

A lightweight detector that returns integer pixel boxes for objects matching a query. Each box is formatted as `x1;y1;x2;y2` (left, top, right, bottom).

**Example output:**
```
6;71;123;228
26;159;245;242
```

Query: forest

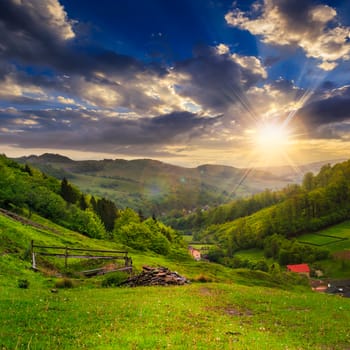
169;160;350;267
0;155;184;256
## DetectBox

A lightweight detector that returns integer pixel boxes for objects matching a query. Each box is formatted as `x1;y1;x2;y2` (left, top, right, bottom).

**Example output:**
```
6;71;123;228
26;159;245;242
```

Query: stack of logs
121;265;189;287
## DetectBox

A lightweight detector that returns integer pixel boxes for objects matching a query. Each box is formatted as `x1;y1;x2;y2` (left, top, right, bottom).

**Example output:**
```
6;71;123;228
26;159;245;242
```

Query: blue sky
0;0;350;168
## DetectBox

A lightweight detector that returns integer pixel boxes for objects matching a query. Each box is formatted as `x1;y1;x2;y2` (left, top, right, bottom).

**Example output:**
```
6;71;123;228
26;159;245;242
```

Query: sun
255;123;290;151
249;121;293;166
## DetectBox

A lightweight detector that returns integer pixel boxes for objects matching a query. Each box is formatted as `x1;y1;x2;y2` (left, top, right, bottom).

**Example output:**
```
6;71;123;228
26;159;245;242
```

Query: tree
70;207;106;238
60;178;78;204
96;198;118;231
79;194;88;211
302;172;314;191
90;196;97;211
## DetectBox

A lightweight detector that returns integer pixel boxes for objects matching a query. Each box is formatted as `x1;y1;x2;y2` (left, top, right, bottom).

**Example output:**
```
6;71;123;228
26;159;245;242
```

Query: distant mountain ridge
14;153;344;216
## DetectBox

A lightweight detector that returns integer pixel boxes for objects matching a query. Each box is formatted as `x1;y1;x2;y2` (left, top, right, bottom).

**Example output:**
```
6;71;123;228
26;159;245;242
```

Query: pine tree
60;177;78;204
96;198;118;231
79;194;88;210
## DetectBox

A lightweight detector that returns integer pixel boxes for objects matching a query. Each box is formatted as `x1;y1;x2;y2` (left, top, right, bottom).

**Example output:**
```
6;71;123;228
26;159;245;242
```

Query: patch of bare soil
333;250;350;260
206;305;254;317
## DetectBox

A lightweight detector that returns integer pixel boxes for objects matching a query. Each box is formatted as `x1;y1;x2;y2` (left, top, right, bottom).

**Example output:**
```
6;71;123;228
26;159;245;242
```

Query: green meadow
1;213;350;349
1;276;350;349
297;221;350;253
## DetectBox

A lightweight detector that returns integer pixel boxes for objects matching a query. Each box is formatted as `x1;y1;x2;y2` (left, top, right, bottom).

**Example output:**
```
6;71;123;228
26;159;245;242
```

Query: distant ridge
14;152;346;216
22;153;74;163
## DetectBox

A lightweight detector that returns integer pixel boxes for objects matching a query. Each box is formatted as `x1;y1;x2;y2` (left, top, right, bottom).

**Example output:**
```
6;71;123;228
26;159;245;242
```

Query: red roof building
287;264;310;277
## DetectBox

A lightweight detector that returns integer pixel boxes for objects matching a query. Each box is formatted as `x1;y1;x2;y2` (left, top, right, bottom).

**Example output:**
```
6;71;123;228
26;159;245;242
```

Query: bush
101;271;129;287
192;273;213;283
18;279;29;289
55;277;74;289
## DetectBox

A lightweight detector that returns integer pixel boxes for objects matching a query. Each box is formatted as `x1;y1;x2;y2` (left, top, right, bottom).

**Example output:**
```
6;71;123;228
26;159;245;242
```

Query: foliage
55;278;74;289
0;211;347;350
15;154;293;217
0;155;107;238
101;271;129;287
60;177;79;204
191;159;350;266
95;197;118;231
17;279;29;289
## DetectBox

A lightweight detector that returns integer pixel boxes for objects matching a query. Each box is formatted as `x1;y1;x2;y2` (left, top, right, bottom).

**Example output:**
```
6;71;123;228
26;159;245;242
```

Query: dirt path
0;208;63;235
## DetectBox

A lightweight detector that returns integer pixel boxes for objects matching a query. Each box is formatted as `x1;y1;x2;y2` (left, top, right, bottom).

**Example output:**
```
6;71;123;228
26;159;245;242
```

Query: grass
234;248;266;262
297;233;344;246
2;212;350;349
297;221;350;253
1;281;350;349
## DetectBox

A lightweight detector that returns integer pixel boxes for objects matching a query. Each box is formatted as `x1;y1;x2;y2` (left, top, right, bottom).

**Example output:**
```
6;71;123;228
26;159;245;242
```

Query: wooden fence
31;240;132;276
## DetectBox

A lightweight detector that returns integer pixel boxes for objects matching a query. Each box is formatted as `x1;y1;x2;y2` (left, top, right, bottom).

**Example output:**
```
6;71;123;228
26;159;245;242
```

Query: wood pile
121;265;189;287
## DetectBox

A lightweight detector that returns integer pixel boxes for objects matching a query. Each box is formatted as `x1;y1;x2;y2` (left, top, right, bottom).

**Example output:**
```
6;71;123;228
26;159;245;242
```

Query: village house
286;263;310;277
188;246;201;261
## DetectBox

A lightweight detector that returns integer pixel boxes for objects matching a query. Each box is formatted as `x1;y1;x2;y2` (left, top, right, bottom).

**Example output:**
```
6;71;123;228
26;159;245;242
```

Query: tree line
0;155;185;256
178;161;350;266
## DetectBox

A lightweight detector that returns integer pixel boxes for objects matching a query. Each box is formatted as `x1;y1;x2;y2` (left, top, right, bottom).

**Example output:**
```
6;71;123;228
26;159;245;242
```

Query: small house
188;246;201;261
287;264;310;277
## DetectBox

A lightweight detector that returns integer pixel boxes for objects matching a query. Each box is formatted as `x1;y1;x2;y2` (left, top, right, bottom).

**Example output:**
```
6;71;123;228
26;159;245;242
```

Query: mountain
15;153;292;216
190;159;350;275
258;159;348;182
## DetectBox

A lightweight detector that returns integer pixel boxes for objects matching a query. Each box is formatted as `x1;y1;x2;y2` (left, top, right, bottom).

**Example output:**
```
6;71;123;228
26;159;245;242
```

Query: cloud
57;96;75;105
225;0;350;70
1;0;75;41
0;0;76;67
298;85;350;132
0;107;222;155
174;45;266;114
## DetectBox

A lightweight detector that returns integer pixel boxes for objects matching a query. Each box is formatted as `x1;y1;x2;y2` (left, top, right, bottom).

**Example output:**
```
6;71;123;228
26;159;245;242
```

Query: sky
1;0;350;168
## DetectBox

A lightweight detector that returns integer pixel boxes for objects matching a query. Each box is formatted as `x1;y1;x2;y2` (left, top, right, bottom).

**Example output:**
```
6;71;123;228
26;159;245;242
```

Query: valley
1;154;350;349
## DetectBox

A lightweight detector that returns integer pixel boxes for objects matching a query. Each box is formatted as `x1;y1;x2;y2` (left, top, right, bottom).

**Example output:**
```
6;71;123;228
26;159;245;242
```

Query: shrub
101;271;129;287
18;279;29;289
193;273;213;283
55;277;74;289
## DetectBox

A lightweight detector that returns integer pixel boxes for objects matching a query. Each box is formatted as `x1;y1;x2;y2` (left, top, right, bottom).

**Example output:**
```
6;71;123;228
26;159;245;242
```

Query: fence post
65;246;68;269
31;240;36;270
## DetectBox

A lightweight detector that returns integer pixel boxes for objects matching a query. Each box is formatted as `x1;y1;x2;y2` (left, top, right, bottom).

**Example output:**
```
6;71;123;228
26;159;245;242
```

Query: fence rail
31;240;132;275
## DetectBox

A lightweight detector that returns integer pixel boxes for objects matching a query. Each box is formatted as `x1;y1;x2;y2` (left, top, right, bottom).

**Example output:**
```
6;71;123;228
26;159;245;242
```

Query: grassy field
2;212;350;349
297;233;344;246
234;248;266;262
1;278;350;349
297;221;350;253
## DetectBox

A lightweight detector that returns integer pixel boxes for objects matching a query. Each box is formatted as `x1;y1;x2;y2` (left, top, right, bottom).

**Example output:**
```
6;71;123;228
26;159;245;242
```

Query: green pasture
2;211;350;349
297;221;350;253
315;220;350;238
182;234;193;242
234;248;266;262
1;278;350;350
297;233;344;246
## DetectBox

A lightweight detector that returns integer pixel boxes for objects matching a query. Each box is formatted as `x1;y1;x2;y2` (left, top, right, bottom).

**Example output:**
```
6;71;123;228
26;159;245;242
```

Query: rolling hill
1;206;350;349
15;153;294;216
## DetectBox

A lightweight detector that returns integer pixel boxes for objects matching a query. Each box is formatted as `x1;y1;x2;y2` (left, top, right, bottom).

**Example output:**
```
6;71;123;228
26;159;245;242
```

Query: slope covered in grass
1;211;350;349
2;277;350;349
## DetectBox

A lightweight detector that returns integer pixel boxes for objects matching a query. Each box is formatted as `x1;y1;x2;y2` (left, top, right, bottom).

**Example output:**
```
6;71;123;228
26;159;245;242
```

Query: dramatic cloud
0;0;75;67
174;45;266;114
0;107;222;155
298;85;350;137
225;0;350;70
0;0;349;166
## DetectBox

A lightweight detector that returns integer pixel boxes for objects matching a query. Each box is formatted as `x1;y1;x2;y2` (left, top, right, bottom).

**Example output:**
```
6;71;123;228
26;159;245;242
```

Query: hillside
1;157;350;349
184;160;350;278
15;153;291;216
1;211;350;349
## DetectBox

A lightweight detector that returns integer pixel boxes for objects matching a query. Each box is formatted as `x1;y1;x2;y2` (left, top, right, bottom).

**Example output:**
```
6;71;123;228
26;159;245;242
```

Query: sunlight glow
255;122;290;152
